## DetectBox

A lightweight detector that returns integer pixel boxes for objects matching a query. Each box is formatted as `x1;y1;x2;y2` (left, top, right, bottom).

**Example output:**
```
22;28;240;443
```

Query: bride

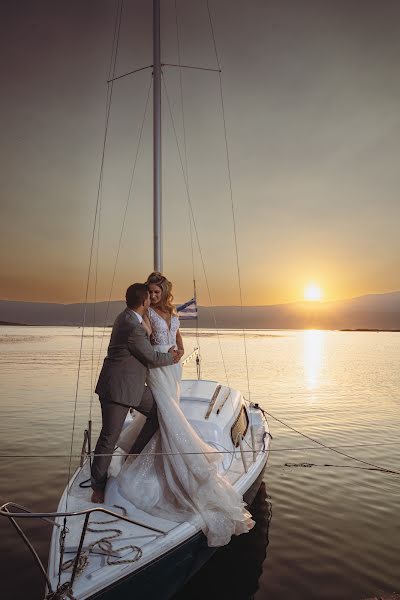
115;272;254;547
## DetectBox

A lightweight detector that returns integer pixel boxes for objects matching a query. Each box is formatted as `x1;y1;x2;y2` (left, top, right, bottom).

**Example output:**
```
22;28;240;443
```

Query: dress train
116;346;254;547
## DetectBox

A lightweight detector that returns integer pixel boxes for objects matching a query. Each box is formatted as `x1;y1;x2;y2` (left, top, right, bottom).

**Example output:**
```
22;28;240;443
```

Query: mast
153;0;162;272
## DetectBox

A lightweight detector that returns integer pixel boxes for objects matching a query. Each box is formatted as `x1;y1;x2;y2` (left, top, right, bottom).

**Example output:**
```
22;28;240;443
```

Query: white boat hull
47;380;270;600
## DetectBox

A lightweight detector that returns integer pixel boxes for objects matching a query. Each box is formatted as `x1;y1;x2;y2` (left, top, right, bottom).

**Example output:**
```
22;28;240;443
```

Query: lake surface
0;326;399;600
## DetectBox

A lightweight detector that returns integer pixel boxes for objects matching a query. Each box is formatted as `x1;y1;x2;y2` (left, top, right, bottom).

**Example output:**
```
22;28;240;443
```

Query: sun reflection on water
303;329;325;393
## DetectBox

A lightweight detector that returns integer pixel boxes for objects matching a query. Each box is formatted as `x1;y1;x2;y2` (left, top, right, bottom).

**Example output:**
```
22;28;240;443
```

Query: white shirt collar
130;309;143;324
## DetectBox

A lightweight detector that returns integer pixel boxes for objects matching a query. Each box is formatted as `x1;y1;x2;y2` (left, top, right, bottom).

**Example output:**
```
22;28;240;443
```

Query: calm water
0;326;399;600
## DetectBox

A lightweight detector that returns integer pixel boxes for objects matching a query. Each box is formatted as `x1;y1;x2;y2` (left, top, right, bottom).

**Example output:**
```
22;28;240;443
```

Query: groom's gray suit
91;307;174;491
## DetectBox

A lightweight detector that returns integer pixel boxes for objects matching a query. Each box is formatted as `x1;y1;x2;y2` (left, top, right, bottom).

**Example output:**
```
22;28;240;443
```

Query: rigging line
89;0;126;417
206;0;251;403
0;450;266;458
90;176;102;410
261;408;400;476
66;0;124;508
265;463;400;476
193;280;201;371
93;75;153;387
174;0;200;358
162;71;230;388
90;0;127;415
2;439;400;458
174;0;189;228
162;63;221;73
283;462;400;473
205;0;252;429
107;64;153;83
91;0;125;411
76;0;124;450
161;72;230;389
89;0;121;405
89;0;123;408
266;442;400;451
3;441;400;459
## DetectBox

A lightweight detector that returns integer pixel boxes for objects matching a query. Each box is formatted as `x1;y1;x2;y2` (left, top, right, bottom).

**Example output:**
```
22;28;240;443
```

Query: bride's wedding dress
115;306;254;547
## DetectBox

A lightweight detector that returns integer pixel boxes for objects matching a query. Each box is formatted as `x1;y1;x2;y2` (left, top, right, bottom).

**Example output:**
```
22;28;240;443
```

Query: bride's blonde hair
146;272;176;315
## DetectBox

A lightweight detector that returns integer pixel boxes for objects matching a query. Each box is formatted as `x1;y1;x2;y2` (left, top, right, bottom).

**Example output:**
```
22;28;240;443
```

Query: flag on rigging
176;297;198;320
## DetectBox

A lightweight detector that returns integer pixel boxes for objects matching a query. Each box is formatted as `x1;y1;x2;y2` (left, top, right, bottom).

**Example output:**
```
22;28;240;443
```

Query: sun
304;283;323;301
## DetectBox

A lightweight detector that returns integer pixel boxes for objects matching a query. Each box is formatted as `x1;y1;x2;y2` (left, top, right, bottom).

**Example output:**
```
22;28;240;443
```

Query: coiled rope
61;506;142;576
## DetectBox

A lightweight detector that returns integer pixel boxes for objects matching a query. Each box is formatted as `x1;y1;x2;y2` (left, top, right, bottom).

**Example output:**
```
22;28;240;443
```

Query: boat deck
47;381;270;599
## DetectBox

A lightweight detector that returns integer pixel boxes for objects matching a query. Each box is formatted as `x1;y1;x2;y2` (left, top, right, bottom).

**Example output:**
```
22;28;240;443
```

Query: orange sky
1;1;399;306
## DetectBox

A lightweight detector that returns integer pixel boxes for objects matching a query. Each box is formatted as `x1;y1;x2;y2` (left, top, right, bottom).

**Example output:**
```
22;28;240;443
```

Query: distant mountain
328;291;400;312
0;300;125;327
0;291;399;330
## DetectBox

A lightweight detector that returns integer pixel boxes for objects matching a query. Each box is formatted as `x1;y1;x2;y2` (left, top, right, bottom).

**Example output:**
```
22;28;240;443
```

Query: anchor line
258;407;400;476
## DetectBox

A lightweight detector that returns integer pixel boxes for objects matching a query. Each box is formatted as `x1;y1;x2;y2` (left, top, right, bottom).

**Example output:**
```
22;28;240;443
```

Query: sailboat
0;2;270;599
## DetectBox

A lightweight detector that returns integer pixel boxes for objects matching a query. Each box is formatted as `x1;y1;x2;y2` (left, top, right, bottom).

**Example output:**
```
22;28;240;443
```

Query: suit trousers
91;387;158;491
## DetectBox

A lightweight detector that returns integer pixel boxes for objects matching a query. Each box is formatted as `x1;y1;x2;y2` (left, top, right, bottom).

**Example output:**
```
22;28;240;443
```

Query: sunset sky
1;0;399;306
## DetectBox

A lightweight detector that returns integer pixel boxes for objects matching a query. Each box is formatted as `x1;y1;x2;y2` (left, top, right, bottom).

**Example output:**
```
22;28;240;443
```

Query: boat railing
181;346;200;367
0;501;167;599
79;423;92;467
1;403;269;598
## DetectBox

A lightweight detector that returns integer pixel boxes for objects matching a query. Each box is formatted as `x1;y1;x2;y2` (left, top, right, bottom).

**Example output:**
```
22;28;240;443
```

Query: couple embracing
91;272;254;547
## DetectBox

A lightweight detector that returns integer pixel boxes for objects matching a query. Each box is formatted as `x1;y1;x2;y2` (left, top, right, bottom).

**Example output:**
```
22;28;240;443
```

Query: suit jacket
95;308;173;406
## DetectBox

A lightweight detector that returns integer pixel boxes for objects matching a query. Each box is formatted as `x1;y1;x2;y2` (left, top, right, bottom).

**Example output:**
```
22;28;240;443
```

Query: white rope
61;506;142;575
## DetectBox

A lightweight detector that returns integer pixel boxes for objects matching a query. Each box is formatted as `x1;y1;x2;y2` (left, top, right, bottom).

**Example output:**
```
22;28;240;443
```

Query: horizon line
1;289;399;308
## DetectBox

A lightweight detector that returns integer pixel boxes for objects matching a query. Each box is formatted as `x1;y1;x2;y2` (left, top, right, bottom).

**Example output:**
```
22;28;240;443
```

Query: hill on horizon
0;291;399;330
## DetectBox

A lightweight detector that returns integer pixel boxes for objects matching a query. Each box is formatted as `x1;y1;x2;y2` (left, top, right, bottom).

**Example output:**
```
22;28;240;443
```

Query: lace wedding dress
115;306;254;547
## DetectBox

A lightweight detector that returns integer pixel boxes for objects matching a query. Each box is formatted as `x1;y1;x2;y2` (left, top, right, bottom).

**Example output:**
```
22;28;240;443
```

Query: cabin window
231;404;249;447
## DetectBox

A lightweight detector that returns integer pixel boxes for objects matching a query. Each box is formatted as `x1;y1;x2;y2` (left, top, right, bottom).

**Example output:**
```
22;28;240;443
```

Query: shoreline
1;322;400;332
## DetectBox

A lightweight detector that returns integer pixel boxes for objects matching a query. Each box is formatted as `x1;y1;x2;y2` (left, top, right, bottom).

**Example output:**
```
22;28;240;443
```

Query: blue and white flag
176;297;198;320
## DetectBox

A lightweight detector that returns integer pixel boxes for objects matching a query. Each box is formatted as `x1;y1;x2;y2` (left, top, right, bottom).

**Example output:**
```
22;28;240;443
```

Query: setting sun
304;283;323;301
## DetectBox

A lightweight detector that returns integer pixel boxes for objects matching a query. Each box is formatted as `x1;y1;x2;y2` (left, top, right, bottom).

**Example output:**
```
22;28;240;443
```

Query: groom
91;282;178;503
